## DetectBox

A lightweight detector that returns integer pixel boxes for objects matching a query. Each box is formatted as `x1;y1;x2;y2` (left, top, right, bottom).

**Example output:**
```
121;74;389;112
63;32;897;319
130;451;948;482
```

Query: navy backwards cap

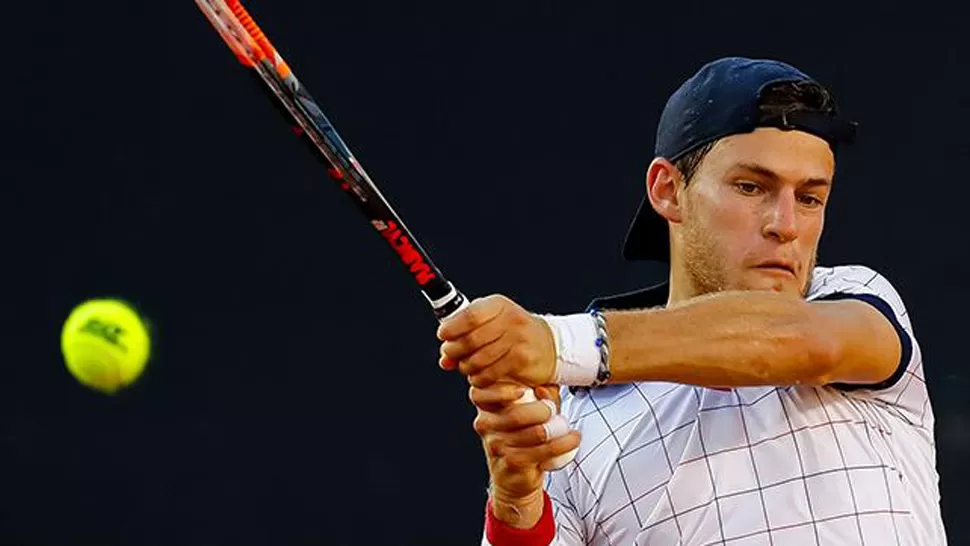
622;56;858;262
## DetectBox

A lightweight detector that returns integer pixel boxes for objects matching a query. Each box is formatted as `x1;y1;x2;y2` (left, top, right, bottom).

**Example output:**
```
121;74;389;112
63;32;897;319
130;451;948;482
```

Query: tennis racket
193;0;577;470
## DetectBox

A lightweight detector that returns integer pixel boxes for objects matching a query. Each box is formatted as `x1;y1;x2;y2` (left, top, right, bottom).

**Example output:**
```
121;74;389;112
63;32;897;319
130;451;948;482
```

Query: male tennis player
438;57;947;544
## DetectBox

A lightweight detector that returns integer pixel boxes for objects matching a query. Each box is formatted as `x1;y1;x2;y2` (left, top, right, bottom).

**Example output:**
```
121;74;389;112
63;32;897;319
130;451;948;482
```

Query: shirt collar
586;281;670;312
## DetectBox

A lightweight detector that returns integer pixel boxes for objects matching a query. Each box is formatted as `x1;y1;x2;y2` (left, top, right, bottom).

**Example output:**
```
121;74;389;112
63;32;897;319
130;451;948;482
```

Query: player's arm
438;291;902;390
602;290;901;388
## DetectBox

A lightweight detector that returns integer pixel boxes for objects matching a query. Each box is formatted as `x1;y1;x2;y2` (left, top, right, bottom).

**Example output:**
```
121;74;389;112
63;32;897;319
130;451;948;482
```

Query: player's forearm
604;291;838;387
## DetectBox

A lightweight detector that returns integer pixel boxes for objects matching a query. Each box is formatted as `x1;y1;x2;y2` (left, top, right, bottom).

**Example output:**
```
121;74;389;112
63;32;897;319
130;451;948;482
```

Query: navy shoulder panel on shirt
807;265;918;393
814;291;913;392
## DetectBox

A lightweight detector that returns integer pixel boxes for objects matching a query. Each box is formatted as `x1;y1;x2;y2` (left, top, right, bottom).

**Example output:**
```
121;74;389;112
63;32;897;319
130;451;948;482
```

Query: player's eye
798;194;824;208
735;181;761;195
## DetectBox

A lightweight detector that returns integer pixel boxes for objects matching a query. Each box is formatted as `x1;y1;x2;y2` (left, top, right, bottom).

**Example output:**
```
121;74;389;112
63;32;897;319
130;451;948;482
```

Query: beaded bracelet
589;309;612;388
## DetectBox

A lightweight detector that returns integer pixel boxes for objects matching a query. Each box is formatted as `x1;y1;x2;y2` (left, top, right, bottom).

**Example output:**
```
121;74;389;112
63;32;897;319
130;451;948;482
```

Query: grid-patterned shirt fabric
481;265;945;545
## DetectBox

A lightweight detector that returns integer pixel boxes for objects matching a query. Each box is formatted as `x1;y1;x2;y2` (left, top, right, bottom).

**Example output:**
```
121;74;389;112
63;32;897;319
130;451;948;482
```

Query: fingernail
541;399;557;415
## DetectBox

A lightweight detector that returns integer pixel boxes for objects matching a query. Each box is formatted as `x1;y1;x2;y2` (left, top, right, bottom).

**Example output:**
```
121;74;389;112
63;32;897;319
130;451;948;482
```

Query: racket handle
434;284;578;471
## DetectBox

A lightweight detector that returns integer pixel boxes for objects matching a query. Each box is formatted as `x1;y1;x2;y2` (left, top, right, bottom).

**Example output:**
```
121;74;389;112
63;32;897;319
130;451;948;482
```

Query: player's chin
744;270;803;294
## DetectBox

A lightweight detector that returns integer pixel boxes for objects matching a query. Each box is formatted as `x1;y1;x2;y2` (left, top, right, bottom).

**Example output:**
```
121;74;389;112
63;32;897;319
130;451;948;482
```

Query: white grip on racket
513;389;578;471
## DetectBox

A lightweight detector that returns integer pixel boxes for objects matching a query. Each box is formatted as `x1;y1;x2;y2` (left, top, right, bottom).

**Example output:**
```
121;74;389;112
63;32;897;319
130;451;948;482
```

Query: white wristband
541;313;601;387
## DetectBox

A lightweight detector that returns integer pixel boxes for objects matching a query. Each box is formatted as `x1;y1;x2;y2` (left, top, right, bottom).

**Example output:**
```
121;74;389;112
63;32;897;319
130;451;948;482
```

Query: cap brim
621;196;671;261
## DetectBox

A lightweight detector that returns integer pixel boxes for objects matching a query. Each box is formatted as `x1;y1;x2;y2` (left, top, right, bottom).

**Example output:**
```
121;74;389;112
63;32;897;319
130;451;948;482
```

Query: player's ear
646;157;684;225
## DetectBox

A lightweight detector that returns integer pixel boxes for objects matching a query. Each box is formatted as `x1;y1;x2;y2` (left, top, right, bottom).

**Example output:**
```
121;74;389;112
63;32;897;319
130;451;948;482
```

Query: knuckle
462;355;485;375
506;385;527;403
509;406;538;429
535;385;559;403
540;443;561;459
510;342;531;364
441;340;463;359
478;370;498;388
553;432;579;453
512;412;532;429
481;341;502;361
473;414;490;436
498;414;517;430
502;409;525;430
509;308;529;327
468;386;481;405
532;424;547;444
470;324;499;348
476;349;503;369
504;452;528;470
480;342;504;366
486;436;503;456
464;306;486;327
471;373;493;388
463;328;482;348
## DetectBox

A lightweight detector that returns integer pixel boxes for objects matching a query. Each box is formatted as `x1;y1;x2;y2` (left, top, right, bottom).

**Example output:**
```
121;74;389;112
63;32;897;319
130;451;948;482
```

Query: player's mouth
754;260;796;277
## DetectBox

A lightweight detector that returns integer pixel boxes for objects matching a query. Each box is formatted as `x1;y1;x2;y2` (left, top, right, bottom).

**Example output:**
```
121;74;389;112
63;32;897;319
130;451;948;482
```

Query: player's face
676;128;835;297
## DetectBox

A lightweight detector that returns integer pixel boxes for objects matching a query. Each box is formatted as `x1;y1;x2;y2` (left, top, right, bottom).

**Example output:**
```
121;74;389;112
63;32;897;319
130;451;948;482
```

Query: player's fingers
468;342;535;387
439;354;459;371
468;367;504;389
502;431;582;470
457;337;513;377
483;434;504;457
538;431;582;470
469;383;527;410
440;320;508;362
473;399;555;435
533;385;562;408
437;295;508;340
498;414;571;448
439;343;457;369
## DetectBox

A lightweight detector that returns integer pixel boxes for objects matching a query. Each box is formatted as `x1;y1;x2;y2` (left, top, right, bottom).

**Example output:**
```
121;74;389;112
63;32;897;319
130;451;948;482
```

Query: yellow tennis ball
60;299;151;394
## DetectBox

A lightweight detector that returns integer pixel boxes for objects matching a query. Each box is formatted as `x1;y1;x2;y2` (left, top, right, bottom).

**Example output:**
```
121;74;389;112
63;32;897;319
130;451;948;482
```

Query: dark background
4;1;967;544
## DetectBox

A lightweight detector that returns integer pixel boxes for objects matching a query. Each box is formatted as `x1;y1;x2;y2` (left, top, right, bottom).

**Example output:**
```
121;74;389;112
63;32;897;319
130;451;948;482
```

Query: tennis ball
60;299;151;394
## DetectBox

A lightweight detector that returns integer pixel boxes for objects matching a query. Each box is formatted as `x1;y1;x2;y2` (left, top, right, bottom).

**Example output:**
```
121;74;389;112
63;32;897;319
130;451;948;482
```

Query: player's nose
762;191;798;243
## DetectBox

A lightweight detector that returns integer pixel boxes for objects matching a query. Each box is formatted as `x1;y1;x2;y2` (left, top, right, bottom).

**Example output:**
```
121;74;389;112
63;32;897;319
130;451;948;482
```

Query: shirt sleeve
806;265;928;419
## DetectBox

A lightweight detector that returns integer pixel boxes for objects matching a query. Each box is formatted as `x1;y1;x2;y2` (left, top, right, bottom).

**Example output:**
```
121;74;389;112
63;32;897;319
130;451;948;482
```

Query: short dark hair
672;80;837;184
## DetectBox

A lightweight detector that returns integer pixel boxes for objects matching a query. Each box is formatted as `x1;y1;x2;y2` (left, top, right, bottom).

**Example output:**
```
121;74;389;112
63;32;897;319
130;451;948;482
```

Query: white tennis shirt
483;265;946;545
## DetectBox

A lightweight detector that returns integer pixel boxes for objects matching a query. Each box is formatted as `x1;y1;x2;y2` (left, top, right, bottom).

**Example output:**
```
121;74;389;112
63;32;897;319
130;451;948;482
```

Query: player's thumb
533;385;562;413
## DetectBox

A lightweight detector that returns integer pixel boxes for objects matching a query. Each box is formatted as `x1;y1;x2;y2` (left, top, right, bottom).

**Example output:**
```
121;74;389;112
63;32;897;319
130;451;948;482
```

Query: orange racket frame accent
196;0;292;78
225;1;292;78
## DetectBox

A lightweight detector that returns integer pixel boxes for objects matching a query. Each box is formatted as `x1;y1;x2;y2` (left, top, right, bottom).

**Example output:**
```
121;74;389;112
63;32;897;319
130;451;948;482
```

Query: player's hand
470;383;581;528
437;294;556;388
